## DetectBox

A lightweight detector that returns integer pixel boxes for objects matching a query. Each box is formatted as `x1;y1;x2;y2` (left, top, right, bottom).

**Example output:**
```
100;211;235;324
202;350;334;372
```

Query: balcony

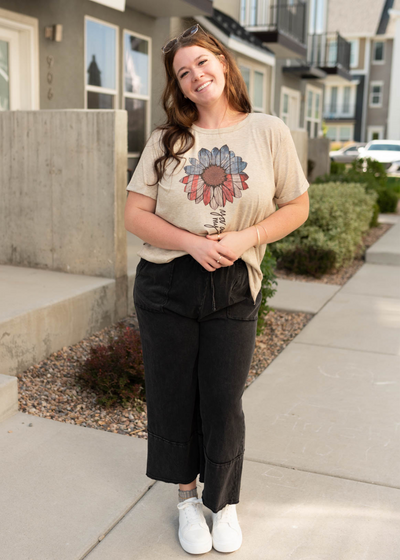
323;104;356;120
307;32;352;81
245;2;307;59
125;0;213;17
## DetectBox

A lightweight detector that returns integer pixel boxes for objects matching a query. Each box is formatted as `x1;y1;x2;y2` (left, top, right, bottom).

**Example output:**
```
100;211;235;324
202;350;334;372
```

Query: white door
0;26;20;110
287;93;299;130
281;87;300;130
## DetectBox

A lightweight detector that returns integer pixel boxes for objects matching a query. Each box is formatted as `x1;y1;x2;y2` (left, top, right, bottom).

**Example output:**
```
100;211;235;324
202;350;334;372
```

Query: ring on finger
216;255;222;264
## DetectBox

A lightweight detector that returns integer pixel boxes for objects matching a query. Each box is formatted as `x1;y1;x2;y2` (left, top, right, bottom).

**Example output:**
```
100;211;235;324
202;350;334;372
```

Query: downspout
361;38;371;142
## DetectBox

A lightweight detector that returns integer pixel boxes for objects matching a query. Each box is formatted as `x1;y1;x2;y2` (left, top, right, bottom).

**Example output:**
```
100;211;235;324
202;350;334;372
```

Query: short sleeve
126;130;164;200
272;119;309;206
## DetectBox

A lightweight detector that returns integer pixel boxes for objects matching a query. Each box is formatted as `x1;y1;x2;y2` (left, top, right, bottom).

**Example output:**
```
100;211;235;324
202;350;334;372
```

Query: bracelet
259;223;268;244
254;225;261;247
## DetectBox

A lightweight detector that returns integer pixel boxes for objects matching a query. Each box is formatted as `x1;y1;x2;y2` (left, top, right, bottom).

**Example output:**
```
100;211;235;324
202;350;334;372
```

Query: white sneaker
177;497;212;554
211;504;243;553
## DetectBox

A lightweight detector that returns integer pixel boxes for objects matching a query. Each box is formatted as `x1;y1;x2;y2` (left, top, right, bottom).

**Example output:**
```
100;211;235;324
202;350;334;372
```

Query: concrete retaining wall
290;129;308;176
308;137;331;182
0;110;128;283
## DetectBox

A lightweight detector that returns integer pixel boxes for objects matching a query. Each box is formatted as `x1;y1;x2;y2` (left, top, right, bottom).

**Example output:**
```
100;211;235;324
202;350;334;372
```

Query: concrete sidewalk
1;217;399;559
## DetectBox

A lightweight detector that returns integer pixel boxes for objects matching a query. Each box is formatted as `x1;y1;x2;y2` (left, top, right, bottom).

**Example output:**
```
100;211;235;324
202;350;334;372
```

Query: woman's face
172;45;227;109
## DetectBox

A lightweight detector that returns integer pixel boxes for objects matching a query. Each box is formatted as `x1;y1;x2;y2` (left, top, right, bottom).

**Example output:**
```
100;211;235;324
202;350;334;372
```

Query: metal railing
247;2;307;45
307;32;351;71
323;103;356;119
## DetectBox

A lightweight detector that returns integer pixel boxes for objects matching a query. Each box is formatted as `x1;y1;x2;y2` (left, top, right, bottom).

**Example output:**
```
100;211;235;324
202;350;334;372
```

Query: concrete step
0;265;117;377
0;374;18;423
366;218;400;266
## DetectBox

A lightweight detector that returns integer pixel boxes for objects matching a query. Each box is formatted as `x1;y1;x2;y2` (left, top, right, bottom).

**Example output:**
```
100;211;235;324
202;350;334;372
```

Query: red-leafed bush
77;325;145;409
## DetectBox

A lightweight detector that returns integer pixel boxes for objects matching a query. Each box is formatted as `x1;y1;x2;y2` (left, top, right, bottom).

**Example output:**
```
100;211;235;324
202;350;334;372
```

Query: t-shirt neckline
191;113;251;134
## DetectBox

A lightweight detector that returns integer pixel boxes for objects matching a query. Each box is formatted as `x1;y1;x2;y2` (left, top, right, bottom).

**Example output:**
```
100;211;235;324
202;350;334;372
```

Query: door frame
0;8;39;109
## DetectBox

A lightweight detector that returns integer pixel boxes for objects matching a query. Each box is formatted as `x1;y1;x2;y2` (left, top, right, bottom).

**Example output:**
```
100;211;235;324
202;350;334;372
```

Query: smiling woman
124;23;309;556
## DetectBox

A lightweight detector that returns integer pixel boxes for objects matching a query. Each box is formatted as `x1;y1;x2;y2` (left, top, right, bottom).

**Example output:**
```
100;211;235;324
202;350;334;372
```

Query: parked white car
358;140;400;172
329;143;366;163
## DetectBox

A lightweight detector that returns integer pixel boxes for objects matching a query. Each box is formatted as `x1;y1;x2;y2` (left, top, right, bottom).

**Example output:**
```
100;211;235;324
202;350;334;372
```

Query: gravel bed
274;222;393;285
16;220;393;438
17;310;313;439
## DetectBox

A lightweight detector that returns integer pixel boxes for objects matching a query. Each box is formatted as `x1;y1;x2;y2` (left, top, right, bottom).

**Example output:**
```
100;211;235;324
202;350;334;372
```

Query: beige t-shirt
126;113;309;303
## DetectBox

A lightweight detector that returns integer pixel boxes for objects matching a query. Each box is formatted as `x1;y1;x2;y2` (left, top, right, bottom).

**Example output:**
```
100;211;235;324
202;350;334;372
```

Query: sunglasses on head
161;23;207;54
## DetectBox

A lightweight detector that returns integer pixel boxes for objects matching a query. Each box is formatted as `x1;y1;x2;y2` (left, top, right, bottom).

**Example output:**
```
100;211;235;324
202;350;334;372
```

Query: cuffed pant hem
146;472;199;485
202;498;239;514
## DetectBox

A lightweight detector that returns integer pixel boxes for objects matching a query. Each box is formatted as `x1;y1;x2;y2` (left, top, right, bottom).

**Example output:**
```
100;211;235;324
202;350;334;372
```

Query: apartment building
0;0;213;172
324;0;400;143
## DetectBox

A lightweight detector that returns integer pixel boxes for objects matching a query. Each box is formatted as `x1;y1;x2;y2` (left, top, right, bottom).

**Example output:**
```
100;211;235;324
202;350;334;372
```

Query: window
240;65;250;91
305;86;322;138
373;41;385;63
339;126;351;142
85;17;118;108
324;84;356;118
240;0;268;26
343;86;351;114
367;127;384;141
280;86;300;129
366;143;399;151
250;0;258;25
326;126;337;140
239;62;266;112
124;30;151;156
349;39;359;68
369;81;383;107
0;15;39;110
327;39;337;65
281;93;289;125
240;0;247;24
330;86;338;114
326;125;354;142
253;70;264;110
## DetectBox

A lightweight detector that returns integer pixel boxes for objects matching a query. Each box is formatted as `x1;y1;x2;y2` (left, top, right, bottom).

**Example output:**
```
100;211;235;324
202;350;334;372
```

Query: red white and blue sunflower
180;145;249;210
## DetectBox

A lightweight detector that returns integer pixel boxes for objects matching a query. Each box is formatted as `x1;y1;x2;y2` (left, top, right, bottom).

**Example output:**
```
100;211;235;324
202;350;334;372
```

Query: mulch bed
16;221;393;438
17;309;313;438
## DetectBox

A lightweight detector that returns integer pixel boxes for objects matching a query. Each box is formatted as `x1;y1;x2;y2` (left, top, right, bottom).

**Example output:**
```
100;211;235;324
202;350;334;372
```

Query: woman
124;24;309;555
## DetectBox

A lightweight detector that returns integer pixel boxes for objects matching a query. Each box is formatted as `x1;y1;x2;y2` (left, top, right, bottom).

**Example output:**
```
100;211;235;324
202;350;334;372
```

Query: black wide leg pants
133;254;261;514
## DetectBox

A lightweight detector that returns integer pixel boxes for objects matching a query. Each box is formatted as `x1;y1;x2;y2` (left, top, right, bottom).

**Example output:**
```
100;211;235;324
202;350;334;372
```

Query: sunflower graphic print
180;145;249;210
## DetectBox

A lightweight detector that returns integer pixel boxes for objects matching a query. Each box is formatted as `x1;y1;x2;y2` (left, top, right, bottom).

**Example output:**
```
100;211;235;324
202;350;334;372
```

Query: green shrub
375;187;399;213
314;158;390;220
77;324;145;409
370;202;380;227
276;245;337;278
269;182;378;276
330;161;346;175
351;157;387;187
257;247;278;335
387;176;400;196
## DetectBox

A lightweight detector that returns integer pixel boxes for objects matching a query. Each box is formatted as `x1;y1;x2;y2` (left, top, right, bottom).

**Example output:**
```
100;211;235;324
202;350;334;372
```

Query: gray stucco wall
0;0;168;129
366;39;393;134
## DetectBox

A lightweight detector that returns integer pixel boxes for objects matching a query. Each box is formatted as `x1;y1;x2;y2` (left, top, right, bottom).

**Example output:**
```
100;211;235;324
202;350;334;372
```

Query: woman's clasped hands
186;229;256;272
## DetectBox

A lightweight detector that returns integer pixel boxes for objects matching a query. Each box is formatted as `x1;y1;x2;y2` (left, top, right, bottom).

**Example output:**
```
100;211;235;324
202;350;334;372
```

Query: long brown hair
152;27;252;184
